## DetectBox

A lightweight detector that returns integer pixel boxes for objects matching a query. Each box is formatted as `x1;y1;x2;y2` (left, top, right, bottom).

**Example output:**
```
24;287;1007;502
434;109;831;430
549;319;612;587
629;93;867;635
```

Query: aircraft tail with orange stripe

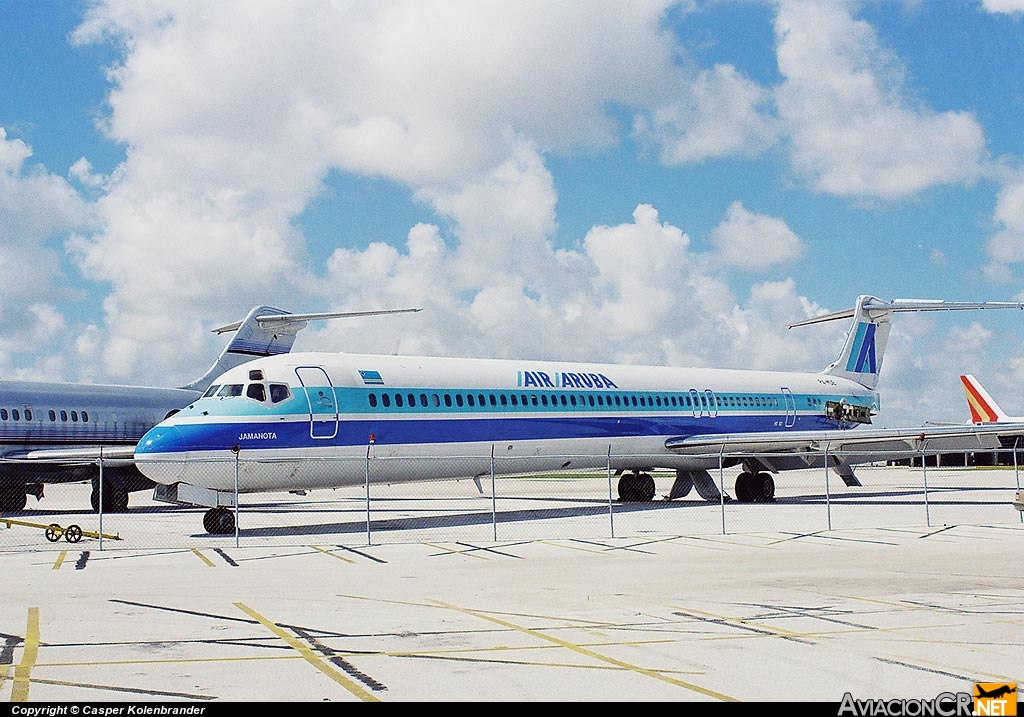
960;374;1016;423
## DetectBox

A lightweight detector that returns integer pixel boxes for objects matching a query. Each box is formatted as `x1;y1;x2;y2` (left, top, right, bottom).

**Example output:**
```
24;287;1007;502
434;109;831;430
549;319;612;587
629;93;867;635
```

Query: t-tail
960;374;1015;423
178;305;421;392
789;295;1024;390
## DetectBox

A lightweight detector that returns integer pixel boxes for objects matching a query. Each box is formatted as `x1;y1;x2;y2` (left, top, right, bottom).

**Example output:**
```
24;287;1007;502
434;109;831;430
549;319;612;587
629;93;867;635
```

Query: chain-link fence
3;447;1023;551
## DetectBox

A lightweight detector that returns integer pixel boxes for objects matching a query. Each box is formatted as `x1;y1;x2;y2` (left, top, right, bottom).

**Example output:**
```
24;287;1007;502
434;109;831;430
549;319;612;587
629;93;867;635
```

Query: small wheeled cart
1;517;121;543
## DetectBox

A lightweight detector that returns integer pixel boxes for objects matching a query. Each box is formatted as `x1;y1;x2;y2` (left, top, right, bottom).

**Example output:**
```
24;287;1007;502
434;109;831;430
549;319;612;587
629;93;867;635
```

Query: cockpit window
269;384;291;403
217;384;244;397
203;384;221;398
246;383;266;402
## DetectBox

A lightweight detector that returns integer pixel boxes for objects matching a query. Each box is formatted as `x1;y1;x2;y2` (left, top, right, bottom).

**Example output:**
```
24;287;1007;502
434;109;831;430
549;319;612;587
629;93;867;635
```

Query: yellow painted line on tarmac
431;600;738;702
234;602;380;702
11;607;39;701
190;548;216;567
309;545;356;563
51;551;67;570
423;542;488;559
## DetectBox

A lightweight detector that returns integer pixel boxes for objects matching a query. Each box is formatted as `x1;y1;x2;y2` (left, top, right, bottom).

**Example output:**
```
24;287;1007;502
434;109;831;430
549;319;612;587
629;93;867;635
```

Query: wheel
64;524;83;543
638;472;656;502
734;471;755;502
617;473;637;502
203;507;235;535
45;524;62;542
91;482;130;513
755;472;775;502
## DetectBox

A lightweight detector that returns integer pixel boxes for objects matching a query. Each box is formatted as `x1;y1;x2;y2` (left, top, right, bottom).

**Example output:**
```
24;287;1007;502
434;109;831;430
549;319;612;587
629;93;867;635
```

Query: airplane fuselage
0;380;201;510
135;351;878;493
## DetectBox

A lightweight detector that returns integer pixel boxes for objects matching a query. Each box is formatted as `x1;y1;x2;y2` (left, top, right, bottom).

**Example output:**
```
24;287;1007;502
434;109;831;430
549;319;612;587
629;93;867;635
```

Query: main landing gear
733;470;775;503
90;478;129;513
617;471;656;502
204;507;235;535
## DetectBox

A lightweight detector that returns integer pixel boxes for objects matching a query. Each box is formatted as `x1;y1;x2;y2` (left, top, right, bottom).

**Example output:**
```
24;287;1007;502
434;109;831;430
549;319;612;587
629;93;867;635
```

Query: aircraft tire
638;472;656;502
91;482;130;513
756;472;775;502
204;507;235;535
734;472;755;503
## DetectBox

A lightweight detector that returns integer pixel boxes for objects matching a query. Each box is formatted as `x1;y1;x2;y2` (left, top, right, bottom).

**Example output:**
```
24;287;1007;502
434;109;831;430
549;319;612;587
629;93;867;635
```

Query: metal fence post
365;441;372;545
490;445;497;541
718;447;726;535
233;449;240;548
921;446;930;527
606;446;615;539
98;448;104;550
1015;438;1022;525
824;442;832;531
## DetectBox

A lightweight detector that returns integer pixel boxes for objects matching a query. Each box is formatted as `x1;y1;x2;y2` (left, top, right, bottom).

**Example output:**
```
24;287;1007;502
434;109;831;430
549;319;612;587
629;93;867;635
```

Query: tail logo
845;322;877;374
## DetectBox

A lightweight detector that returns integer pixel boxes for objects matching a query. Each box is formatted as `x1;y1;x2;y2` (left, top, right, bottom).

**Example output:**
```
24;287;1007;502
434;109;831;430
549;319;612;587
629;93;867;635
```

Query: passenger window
510;394;518;407
25;409;32;421
12;409;20;421
49;410;56;421
82;411;89;422
368;393;378;408
382;394;391;408
246;383;266;402
444;394;452;407
467;394;475;407
203;385;221;398
419;394;428;407
70;411;77;422
395;394;404;408
269;384;290;403
500;394;507;406
0;409;6;420
432;394;440;407
455;394;464;407
61;410;68;421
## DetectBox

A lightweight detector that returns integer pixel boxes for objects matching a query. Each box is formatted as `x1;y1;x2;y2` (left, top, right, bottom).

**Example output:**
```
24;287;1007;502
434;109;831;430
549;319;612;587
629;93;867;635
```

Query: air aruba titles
518;370;618;390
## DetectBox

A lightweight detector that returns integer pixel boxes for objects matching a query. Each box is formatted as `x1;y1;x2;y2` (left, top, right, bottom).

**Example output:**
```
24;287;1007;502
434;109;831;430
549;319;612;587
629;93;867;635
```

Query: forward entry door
295;366;339;439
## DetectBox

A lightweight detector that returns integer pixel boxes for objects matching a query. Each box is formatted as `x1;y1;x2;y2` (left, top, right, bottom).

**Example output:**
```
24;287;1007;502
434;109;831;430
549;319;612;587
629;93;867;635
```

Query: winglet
960;374;1008;423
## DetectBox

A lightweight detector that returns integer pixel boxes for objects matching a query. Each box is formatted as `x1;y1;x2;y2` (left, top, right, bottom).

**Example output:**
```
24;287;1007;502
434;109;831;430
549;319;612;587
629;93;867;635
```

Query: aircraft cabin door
704;389;719;418
781;387;796;427
295;366;339;439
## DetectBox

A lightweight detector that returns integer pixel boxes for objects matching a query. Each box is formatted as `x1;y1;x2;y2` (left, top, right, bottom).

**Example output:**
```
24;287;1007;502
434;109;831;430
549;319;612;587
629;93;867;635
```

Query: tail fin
178;305;421;392
789;295;1024;390
960;374;1009;423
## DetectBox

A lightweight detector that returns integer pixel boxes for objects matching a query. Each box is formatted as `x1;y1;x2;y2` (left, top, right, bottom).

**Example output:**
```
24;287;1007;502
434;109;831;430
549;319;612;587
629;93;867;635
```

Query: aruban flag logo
359;370;384;385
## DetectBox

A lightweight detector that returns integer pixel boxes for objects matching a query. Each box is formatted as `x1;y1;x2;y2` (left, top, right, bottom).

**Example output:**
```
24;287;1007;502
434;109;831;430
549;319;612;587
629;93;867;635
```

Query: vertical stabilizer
960;374;1010;423
179;305;295;392
178;305;422;392
790;296;1024;391
821;295;892;390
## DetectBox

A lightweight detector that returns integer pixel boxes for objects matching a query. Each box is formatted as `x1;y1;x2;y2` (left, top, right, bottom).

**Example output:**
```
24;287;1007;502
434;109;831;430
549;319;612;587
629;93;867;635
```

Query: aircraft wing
1;445;138;466
664;422;1024;459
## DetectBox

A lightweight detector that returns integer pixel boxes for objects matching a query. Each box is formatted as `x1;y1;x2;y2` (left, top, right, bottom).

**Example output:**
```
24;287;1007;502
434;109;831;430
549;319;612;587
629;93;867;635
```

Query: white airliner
0;306;418;513
134;295;1024;534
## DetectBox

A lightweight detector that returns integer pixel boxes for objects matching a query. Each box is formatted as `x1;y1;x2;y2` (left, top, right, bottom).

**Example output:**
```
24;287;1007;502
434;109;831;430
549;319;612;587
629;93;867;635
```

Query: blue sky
2;0;1024;426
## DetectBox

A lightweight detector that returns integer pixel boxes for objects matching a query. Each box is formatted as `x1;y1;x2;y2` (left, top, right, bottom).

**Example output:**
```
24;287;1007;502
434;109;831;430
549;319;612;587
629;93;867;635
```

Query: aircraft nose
134;425;190;485
135;424;187;456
